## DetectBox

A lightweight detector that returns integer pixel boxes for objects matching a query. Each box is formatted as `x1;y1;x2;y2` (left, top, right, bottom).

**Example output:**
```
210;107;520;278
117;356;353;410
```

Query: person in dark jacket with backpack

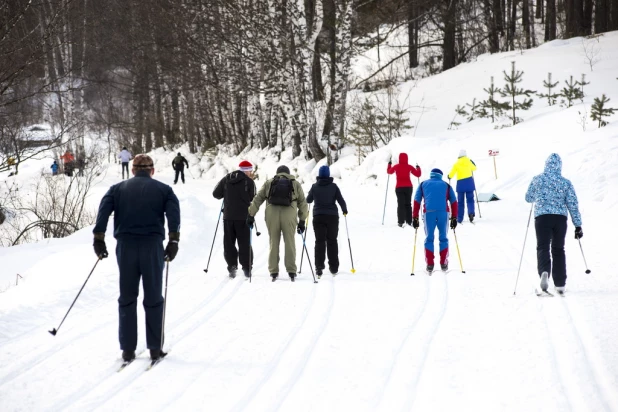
307;165;348;277
387;153;421;227
247;165;309;281
172;153;190;184
92;154;180;363
213;160;256;278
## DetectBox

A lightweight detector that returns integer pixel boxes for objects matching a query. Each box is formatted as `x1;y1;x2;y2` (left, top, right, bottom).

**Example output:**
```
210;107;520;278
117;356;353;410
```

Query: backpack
268;176;293;206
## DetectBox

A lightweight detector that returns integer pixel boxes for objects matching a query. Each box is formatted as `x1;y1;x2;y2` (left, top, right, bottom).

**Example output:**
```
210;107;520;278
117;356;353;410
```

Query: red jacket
386;153;421;188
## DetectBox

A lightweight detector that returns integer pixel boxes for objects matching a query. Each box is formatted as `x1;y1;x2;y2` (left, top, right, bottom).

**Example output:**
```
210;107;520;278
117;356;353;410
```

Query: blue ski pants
457;191;475;222
423;211;449;266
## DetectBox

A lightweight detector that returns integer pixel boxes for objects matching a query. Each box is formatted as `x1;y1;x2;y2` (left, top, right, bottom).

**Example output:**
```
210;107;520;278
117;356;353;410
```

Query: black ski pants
223;219;252;271
395;187;413;225
535;214;568;287
174;168;185;184
116;237;164;351
312;214;339;272
121;162;129;179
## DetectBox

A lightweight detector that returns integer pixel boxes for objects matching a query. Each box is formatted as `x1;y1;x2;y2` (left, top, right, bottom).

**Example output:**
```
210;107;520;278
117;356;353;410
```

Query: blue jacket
93;171;181;240
306;177;348;216
413;171;458;217
525;153;582;226
51;163;59;172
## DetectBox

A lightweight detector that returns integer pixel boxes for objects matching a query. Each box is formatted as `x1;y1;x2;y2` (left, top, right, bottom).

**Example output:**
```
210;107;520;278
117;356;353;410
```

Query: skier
172;152;190;184
448;149;477;223
50;160;59;176
306;165;348;277
525;153;583;295
387;153;421;227
212;160;256;278
247;165;309;282
412;168;458;272
118;147;132;180
61;150;75;176
92;154;181;363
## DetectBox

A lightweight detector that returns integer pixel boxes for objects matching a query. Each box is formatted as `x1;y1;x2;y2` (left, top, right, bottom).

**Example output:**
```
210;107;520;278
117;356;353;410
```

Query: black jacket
213;171;256;220
172;155;189;170
93;171;181;240
306;177;348;216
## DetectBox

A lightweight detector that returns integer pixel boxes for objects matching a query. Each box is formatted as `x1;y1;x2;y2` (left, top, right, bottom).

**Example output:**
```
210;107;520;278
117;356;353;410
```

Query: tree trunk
545;0;557;39
595;0;609;33
442;0;458;70
523;0;531;48
536;0;544;20
612;0;618;30
582;0;592;34
510;0;517;50
408;0;419;68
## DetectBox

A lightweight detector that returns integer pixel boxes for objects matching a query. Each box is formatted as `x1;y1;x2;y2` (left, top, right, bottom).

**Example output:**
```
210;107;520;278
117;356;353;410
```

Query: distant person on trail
118;147;132;180
212;160;256;278
387;153;421;227
412;168;458;273
51;160;59;176
61;150;75;177
172;152;190;184
306;165;348;277
448;150;477;223
525;153;582;295
92;154;181;363
247;165;309;282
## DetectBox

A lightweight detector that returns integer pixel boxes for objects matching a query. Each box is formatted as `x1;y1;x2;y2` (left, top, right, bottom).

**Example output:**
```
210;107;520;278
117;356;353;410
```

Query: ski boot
426;264;434;274
122;350;136;362
150;349;167;361
316;269;323;279
271;273;278;282
469;213;475;223
288;272;296;282
441;263;448;271
228;265;238;278
540;271;549;292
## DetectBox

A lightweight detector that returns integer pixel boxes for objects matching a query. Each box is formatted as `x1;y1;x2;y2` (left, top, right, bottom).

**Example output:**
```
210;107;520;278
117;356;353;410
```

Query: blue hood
544;153;562;175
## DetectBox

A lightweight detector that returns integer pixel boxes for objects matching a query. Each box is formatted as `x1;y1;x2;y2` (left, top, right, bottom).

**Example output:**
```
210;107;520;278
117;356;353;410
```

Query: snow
2;33;618;411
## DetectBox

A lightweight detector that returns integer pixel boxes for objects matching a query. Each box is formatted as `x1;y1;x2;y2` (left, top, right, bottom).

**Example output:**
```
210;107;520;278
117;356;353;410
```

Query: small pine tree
560;76;584;108
590;94;616;127
499;61;536;125
449;105;468;129
466;98;479;122
576;74;590;102
478;76;508;123
538;73;560;106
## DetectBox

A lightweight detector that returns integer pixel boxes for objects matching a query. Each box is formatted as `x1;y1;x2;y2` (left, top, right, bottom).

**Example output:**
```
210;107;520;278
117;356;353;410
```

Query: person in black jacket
213;160;256;278
93;154;180;363
172;153;190;184
306;165;348;276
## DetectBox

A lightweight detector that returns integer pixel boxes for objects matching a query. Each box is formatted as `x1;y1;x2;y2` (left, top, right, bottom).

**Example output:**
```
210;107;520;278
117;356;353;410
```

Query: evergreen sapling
466;98;479;122
449;105;468;129
576;74;590;102
499;62;536;125
478;76;508;123
560;76;584;108
590;94;616;127
538;73;559;106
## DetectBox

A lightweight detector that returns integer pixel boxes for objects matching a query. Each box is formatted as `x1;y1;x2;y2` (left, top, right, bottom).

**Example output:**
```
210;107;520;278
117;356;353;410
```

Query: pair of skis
118;353;167;372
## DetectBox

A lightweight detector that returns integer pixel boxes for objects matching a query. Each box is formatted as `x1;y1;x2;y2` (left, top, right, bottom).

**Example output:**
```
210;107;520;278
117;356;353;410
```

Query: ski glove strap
574;226;583;239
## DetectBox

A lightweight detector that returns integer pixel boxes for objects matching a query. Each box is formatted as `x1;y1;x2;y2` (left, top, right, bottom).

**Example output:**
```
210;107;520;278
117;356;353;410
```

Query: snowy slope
2;33;618;412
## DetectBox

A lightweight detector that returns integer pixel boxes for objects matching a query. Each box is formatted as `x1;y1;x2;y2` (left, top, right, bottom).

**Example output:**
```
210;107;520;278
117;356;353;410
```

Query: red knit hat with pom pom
239;160;253;172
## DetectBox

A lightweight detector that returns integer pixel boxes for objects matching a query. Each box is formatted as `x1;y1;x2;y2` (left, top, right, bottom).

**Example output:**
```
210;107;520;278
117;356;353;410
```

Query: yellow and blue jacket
448;157;477;192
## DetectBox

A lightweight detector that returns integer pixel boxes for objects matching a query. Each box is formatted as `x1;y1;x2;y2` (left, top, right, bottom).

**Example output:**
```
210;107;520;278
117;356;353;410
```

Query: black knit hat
276;165;290;174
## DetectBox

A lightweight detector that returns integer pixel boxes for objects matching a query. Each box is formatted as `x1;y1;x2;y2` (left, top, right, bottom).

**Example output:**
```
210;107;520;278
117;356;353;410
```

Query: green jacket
249;172;309;221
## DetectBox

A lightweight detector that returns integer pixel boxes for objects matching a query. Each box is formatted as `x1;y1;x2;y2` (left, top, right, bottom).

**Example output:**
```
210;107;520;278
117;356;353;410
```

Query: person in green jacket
247;165;309;282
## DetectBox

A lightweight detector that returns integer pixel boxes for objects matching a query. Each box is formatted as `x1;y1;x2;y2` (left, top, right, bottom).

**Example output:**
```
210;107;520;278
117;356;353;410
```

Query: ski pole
160;259;169;350
382;174;390;225
299;232;318;283
472;172;481;218
578;238;591;274
410;228;418;276
452;229;465;273
49;258;101;336
344;214;356;273
249;228;253;283
513;203;533;295
204;200;224;273
255;221;261;236
298;206;311;274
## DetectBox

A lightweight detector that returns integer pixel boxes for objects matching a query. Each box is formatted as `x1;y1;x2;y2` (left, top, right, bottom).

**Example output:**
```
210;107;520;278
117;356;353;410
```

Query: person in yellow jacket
448;150;477;223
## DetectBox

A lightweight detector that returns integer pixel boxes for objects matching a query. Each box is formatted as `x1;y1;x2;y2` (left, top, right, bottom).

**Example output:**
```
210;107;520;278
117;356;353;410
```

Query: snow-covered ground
1;33;618;411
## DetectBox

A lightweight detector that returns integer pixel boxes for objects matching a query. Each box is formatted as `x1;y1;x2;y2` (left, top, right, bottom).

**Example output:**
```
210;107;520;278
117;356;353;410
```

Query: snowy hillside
2;33;618;411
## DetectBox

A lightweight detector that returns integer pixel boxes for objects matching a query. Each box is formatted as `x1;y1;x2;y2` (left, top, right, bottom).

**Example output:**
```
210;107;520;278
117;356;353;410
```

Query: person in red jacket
387;153;421;227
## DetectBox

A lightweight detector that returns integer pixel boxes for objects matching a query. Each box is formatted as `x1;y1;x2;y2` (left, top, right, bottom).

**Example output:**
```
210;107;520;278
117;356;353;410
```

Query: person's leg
116;240;141;350
139;238;165;350
424;212;437;267
535;215;553;277
266;207;281;274
551;215;568;287
403;187;413;224
181;169;185;184
313;215;327;271
437;212;449;266
236;220;252;271
223;220;238;271
326;215;340;272
466;191;475;218
281;206;298;274
457;191;465;223
395;188;405;225
174;169;179;184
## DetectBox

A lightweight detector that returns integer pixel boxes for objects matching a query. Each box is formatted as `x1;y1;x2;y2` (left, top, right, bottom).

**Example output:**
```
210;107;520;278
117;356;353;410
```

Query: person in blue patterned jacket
525;153;583;295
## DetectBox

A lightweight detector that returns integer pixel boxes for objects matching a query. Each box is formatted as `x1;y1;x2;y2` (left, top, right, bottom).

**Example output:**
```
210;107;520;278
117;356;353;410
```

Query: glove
93;233;108;259
297;220;306;235
450;217;457;230
246;215;255;229
574;226;583;239
412;217;419;229
164;232;180;261
343;211;348;216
